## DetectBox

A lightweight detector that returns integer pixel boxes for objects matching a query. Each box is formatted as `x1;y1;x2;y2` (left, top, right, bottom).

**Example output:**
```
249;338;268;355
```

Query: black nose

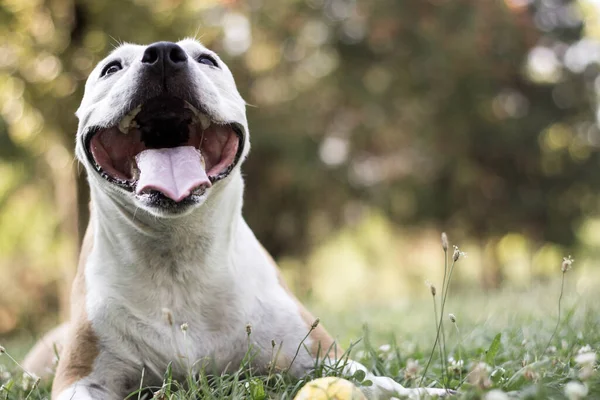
141;42;188;71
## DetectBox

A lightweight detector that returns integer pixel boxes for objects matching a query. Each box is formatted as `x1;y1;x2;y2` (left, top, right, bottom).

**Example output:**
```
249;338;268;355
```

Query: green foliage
485;333;502;366
1;302;599;399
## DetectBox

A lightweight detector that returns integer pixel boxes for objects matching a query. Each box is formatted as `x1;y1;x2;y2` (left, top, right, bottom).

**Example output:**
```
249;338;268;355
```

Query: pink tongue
135;146;211;202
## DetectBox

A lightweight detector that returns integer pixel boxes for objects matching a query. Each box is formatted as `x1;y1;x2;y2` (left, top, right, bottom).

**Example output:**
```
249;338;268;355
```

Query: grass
1;242;599;399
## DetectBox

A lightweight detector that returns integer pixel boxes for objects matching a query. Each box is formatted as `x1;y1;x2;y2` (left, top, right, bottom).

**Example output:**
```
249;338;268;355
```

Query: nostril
169;47;188;64
141;42;188;69
142;47;159;64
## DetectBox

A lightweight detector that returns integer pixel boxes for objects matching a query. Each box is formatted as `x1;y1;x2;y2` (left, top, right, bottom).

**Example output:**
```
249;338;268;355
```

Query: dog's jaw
89;162;244;236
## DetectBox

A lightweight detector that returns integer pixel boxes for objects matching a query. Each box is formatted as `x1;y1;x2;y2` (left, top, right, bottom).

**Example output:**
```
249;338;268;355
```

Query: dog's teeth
193;147;206;170
118;105;142;134
130;161;140;180
184;101;211;130
198;114;211;130
130;104;142;116
118;119;129;134
184;101;198;112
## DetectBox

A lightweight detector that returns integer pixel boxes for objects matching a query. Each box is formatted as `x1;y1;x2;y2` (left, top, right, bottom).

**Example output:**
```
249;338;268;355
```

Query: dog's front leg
53;350;142;400
54;381;100;400
54;377;132;400
52;322;140;400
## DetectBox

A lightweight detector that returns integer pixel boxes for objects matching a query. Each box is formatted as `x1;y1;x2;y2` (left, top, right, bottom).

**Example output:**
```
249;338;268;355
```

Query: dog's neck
87;172;245;278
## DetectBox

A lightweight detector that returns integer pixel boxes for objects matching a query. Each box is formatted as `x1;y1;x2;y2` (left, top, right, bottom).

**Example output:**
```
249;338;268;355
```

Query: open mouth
85;95;243;203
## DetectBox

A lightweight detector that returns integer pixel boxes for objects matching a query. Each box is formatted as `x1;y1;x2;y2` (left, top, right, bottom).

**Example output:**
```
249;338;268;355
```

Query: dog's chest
89;273;249;375
85;223;315;380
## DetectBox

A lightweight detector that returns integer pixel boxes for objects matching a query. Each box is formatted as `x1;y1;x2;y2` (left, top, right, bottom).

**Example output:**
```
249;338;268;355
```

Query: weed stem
286;319;318;373
543;271;566;355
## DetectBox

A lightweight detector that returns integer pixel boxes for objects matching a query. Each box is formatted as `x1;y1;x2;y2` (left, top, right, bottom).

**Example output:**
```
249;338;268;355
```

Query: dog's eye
101;61;123;77
196;55;219;68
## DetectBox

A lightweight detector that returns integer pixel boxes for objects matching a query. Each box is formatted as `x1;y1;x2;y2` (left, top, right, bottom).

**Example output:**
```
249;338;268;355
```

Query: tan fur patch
51;219;100;398
259;245;342;360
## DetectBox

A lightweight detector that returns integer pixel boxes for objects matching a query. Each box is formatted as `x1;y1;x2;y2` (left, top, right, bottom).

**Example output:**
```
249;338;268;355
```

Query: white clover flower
564;381;588;400
448;357;464;374
378;344;391;353
561;255;574;273
574;352;596;367
377;344;394;361
485;389;509;400
404;359;421;380
574;347;597;380
579;364;595;381
448;357;464;369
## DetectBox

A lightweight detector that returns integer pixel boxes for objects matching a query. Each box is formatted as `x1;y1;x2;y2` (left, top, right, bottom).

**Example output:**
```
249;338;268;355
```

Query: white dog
23;39;449;399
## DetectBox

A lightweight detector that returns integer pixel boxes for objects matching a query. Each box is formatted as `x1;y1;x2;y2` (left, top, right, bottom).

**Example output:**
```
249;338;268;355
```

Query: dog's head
75;39;249;217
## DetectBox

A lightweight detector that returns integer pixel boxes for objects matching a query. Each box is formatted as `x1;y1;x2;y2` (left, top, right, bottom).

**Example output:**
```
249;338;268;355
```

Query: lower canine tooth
194;147;206;170
184;101;211;130
130;162;140;180
118;117;133;134
118;121;128;134
198;114;210;130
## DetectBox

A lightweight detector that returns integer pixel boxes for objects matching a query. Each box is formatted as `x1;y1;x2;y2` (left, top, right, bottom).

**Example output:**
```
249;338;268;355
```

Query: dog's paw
337;360;453;399
366;375;453;399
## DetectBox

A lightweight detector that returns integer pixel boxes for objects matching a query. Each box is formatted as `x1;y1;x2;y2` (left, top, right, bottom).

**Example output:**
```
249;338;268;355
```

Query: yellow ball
293;377;367;400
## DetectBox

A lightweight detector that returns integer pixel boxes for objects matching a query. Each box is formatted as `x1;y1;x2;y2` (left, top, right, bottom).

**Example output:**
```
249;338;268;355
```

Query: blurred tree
238;0;600;287
0;0;599;335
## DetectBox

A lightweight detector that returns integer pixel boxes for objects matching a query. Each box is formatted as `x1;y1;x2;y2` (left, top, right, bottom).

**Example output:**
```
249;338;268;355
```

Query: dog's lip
82;114;245;196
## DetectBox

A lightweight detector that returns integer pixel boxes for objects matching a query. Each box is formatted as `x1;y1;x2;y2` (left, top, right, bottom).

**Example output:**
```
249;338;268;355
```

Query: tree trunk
481;237;503;290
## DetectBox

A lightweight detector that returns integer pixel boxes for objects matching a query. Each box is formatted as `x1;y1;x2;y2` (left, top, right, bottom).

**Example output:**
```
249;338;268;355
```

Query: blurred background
1;0;600;344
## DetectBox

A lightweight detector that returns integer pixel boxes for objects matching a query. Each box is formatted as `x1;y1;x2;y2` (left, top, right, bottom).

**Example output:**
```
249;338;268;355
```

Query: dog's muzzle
82;43;244;206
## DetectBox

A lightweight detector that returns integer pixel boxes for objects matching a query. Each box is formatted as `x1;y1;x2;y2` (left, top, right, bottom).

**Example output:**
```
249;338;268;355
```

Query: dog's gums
86;95;242;202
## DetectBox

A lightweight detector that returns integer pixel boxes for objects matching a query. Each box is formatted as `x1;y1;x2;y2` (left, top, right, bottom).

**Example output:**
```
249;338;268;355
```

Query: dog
22;39;450;399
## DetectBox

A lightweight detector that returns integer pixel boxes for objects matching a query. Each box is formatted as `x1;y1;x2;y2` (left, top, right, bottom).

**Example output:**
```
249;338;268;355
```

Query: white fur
56;383;93;400
63;39;449;399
